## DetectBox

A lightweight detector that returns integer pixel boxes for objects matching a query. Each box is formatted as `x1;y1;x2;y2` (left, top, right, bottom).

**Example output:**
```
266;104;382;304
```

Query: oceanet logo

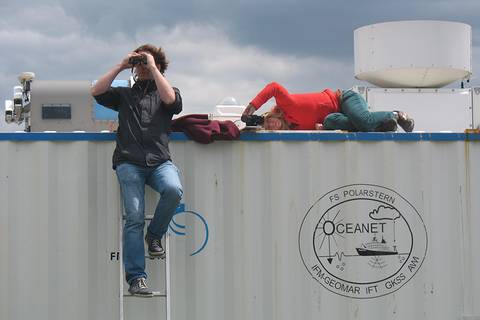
298;184;427;299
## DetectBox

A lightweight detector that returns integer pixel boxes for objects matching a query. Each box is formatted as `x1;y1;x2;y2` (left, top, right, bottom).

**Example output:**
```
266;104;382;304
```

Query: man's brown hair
134;44;169;74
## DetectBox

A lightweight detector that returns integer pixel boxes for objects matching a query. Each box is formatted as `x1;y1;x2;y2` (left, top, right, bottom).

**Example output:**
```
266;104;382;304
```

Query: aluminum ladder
118;203;185;320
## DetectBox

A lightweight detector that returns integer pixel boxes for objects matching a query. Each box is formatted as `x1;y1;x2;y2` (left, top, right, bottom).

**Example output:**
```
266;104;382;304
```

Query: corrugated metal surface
1;134;479;320
171;139;468;320
0;140;119;319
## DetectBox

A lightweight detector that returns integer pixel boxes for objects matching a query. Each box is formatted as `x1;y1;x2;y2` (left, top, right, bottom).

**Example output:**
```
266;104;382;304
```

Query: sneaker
395;111;414;132
145;234;166;259
375;118;398;132
128;277;153;297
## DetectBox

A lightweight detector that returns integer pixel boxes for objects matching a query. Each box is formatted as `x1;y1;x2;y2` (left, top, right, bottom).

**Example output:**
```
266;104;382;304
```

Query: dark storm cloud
3;0;480;58
51;0;480;58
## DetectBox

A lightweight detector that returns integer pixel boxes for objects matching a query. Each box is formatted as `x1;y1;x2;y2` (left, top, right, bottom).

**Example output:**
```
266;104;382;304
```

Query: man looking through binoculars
91;44;183;297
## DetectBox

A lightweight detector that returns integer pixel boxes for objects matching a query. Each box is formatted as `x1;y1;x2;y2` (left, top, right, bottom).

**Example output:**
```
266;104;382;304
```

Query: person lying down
241;82;414;132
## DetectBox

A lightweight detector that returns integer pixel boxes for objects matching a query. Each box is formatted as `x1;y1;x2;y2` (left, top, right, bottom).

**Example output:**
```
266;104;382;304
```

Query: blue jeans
115;161;183;284
323;90;394;131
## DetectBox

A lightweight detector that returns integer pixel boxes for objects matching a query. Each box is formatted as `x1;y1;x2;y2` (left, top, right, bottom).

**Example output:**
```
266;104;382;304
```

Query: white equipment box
357;87;480;132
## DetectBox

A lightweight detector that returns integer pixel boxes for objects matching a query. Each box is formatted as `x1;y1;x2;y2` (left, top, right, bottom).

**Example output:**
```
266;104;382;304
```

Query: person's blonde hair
262;106;290;130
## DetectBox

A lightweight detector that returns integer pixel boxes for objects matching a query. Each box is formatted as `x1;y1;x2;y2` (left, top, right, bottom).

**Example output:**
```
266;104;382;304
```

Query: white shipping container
0;132;480;320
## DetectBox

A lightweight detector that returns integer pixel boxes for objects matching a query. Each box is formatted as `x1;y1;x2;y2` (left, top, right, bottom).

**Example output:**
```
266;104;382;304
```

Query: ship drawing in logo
356;236;398;256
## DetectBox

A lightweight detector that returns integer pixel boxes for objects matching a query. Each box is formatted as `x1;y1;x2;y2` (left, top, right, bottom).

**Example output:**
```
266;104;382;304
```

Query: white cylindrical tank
354;20;472;88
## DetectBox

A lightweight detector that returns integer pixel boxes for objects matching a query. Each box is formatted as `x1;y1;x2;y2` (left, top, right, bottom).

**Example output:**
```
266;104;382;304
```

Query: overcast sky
1;0;480;123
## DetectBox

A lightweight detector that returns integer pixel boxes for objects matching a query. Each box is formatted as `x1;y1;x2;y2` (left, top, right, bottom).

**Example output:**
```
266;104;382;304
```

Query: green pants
323;90;394;132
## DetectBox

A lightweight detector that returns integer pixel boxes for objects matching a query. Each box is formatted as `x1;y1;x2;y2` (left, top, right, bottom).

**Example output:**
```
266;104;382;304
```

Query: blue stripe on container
0;132;479;141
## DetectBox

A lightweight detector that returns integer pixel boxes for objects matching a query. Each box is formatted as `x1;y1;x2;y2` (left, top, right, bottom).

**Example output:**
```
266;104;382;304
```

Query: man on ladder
91;44;183;297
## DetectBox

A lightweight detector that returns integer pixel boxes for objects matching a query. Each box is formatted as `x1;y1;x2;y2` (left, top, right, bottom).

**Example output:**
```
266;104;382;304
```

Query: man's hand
140;52;157;72
119;52;142;70
241;103;257;123
91;54;135;96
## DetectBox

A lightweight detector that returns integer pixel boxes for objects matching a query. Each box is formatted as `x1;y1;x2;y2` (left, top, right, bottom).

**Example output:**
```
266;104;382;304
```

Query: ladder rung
123;292;166;298
122;215;154;220
146;255;165;259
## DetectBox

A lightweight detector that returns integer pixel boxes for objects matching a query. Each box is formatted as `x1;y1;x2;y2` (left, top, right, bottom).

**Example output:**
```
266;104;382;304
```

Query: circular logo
298;184;427;299
169;210;209;256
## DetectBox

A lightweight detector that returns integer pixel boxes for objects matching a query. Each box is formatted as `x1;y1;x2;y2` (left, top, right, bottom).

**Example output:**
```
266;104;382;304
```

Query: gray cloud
4;0;480;56
1;0;480;129
54;0;480;58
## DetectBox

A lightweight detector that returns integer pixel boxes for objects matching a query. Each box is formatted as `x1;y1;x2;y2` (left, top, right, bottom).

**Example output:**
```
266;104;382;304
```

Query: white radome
354;20;472;88
215;96;245;116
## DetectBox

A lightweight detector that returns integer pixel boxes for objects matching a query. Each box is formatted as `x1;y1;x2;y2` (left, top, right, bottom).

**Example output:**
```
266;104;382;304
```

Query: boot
375;118;398;132
394;111;414;132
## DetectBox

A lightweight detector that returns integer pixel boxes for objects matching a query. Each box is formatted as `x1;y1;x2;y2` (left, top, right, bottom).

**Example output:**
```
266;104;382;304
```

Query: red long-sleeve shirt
249;82;341;130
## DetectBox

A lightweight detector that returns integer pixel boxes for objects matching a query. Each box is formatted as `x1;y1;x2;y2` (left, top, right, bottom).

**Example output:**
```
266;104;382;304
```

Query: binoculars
244;115;264;126
129;56;148;65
